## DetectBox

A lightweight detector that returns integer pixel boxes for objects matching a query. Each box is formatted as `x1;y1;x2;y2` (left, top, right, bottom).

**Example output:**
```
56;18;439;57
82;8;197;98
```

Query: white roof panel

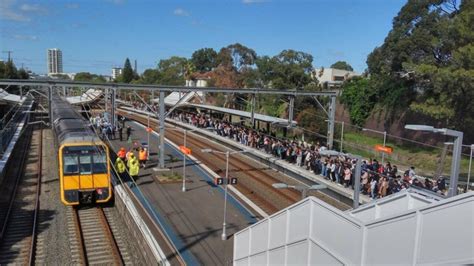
0;89;24;104
67;89;103;105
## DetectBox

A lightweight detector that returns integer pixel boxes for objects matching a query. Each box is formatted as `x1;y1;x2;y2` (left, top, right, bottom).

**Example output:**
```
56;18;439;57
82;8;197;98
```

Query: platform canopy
0;89;24;104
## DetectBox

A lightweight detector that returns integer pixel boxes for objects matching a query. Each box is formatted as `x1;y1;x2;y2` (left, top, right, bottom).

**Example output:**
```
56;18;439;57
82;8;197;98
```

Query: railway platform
108;120;258;265
122;107;370;206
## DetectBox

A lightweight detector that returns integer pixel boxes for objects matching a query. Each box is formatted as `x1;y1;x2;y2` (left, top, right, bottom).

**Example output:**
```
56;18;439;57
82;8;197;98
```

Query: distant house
313;68;359;89
186;72;212;87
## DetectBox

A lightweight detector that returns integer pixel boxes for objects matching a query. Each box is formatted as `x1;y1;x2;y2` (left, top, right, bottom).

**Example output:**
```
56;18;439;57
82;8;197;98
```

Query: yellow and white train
52;94;112;205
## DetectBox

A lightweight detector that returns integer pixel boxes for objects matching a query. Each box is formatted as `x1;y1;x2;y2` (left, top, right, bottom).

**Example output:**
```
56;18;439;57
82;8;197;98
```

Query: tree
348;0;474;140
191;48;218;72
156;56;188;85
217;43;257;71
122;58;134;83
139;69;161;84
330;61;353;71
74;72;106;83
340;77;376;126
257;50;315;90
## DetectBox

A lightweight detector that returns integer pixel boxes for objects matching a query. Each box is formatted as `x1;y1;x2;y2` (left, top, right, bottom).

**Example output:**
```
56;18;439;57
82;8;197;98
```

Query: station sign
374;144;393;154
229;177;238;185
214;177;224;185
179;146;192;155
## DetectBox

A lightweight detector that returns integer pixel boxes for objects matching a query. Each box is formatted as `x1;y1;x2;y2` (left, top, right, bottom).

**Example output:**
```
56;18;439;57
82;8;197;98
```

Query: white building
47;48;63;75
186;72;212;87
313;67;359;89
112;67;123;80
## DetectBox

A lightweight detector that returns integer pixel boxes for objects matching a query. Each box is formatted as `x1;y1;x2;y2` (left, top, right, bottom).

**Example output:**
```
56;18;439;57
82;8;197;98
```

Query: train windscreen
63;145;107;175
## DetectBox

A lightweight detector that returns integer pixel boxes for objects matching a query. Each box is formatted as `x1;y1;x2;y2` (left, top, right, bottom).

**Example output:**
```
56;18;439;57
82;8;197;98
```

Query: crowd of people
90;113;148;186
170;111;449;199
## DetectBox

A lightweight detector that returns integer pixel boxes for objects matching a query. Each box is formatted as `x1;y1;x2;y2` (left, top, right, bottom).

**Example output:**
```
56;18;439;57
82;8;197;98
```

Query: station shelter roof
66;89;103;105
0;88;24;104
186;103;297;126
151;91;296;126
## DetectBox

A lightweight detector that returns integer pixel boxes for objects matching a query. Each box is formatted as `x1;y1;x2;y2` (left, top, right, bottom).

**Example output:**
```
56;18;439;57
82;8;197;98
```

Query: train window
79;155;92;174
63;155;79;174
92;154;107;174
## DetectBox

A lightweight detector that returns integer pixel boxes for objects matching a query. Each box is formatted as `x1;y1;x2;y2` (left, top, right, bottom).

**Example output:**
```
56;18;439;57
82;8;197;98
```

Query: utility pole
2;50;13;62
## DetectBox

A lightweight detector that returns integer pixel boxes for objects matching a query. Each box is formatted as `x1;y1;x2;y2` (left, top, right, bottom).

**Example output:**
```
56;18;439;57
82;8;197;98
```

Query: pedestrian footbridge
234;188;473;265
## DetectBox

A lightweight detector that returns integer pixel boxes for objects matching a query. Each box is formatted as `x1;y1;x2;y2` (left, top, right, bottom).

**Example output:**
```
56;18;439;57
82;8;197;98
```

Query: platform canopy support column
327;96;336;150
250;94;256;129
111;87;116;127
353;157;362;209
48;86;53;127
288;96;295;127
159;90;165;168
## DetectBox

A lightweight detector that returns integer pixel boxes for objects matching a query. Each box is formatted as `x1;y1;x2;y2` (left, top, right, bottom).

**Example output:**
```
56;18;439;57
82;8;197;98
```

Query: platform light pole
405;125;463;197
362;128;387;165
147;112;150;157
272;183;327;199
202;148;250;240
168;127;213;192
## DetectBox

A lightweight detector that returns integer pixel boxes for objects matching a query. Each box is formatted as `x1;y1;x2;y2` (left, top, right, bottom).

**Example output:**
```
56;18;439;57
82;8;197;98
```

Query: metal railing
0;97;33;155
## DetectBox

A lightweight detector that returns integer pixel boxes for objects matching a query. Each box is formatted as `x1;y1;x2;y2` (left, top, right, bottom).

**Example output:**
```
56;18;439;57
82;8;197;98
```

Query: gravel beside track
34;128;72;264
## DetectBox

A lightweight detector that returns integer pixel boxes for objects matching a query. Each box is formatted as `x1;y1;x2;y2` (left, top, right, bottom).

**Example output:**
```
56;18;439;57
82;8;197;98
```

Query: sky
0;0;407;76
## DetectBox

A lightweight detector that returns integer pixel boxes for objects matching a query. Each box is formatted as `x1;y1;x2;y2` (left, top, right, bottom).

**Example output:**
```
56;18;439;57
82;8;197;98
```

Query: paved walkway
109;121;257;265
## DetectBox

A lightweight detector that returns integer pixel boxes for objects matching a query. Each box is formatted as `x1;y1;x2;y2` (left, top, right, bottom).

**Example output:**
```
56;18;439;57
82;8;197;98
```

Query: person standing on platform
128;155;140;185
126;126;132;141
114;157;126;179
118;125;123;141
139;147;148;168
117;147;126;161
125;150;134;165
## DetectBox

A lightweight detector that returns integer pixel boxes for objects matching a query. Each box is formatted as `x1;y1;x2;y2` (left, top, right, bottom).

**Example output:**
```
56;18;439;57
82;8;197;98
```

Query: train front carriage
52;92;112;206
59;141;111;205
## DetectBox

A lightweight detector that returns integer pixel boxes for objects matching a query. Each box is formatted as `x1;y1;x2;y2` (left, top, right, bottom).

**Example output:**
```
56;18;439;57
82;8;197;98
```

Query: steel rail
28;127;43;265
97;207;124;265
71;208;87;264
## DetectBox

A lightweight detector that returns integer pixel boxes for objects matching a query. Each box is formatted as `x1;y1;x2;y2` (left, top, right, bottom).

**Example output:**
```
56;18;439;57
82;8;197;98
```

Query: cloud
242;0;269;4
173;8;190;17
13;34;38;41
65;3;80;9
0;0;30;22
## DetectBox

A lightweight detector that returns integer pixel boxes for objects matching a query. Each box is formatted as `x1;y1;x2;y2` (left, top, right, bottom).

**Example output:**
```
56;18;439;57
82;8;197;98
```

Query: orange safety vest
139;149;148;161
117;150;126;159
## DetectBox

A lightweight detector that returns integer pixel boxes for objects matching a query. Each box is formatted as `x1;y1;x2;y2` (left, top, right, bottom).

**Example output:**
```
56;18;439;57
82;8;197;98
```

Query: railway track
0;127;42;264
68;206;124;265
119;110;303;214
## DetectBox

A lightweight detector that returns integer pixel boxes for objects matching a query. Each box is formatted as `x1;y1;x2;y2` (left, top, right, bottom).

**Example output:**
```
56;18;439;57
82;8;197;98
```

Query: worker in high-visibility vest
114;157;126;178
139;147;148;168
128;156;140;186
117;147;126;161
125;150;134;165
